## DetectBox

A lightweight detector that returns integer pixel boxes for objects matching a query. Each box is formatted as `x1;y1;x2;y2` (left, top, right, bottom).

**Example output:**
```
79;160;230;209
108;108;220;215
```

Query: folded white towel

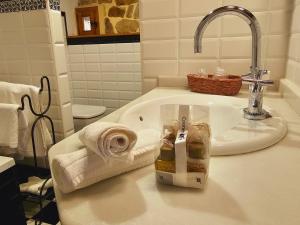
52;129;160;193
0;103;28;149
79;122;137;162
20;176;53;196
0;81;52;158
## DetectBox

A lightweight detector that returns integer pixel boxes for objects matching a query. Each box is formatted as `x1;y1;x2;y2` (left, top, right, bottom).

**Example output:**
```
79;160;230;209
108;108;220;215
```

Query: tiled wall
282;0;300;114
67;42;142;114
0;3;74;140
140;0;294;93
286;1;300;87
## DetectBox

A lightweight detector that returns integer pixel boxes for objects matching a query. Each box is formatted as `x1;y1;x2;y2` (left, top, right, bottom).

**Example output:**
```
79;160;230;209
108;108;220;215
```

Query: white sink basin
119;94;288;156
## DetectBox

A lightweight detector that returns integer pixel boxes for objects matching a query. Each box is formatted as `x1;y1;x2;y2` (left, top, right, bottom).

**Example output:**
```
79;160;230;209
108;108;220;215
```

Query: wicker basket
187;74;242;96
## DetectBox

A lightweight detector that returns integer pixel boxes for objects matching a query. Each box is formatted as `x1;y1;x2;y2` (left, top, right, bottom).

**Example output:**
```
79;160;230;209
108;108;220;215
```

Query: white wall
67;42;142;114
60;0;78;36
139;0;294;92
0;9;74;140
286;0;300;87
281;0;300;114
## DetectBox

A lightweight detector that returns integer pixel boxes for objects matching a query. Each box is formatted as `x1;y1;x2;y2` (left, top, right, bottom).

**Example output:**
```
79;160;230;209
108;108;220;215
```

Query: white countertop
0;156;15;173
49;88;300;225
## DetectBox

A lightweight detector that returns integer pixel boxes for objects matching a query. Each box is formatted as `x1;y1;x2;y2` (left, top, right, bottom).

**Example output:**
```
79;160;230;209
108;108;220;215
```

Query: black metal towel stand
18;76;56;225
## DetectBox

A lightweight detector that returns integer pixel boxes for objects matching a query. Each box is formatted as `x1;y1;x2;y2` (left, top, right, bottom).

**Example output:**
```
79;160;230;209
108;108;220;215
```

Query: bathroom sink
119;94;287;156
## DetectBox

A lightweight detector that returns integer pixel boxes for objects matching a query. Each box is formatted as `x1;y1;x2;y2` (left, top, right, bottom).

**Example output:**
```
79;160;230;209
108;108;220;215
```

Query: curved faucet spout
194;5;261;74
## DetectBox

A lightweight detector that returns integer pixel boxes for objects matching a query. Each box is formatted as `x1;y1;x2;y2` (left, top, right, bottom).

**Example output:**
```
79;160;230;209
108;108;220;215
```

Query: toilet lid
72;104;106;119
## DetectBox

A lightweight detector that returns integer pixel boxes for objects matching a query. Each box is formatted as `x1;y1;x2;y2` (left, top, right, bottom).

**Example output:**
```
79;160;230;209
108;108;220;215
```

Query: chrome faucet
194;5;273;120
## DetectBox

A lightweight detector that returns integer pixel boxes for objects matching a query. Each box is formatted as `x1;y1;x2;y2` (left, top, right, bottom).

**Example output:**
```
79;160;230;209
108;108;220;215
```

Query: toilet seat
72;104;106;119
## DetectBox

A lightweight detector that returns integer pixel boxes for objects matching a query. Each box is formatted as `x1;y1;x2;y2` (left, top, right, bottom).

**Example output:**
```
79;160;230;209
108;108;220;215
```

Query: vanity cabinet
0;166;26;225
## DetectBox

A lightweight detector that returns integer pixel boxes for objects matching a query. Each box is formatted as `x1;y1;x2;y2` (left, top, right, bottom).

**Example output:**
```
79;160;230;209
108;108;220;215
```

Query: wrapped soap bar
155;104;211;189
187;123;210;159
159;121;178;161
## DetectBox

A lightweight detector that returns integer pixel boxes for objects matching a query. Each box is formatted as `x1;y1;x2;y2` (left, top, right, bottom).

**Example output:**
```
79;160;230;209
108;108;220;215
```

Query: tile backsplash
140;0;294;93
67;43;142;114
286;0;300;87
0;8;73;140
281;0;300;114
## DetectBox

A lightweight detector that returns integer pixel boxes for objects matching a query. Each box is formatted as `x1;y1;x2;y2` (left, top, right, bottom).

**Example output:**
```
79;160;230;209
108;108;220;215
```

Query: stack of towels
52;122;160;193
0;81;52;158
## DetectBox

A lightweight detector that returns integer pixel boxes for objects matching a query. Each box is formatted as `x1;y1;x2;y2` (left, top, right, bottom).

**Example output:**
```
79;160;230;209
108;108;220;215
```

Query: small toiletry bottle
215;67;225;76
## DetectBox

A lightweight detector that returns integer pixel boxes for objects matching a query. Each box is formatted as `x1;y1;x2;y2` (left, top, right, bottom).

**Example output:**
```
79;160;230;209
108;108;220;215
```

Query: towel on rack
20;177;53;196
0;103;28;149
52;128;160;193
0;81;52;157
79;122;137;162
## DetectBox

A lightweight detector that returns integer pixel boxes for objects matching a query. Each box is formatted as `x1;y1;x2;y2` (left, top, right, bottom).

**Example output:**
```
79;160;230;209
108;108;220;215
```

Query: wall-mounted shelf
66;33;140;45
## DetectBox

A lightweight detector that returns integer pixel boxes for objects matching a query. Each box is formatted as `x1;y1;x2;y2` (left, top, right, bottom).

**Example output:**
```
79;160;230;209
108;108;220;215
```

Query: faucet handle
241;72;253;79
242;78;274;86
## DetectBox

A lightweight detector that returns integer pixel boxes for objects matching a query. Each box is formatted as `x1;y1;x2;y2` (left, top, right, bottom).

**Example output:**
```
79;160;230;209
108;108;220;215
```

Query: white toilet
72;104;106;131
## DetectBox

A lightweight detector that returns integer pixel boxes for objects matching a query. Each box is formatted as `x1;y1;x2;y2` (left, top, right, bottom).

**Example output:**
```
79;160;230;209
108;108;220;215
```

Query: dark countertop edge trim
66;34;140;45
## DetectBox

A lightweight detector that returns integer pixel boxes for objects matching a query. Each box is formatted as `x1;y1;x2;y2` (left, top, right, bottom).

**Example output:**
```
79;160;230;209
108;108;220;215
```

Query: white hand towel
52;129;160;193
0;103;28;148
20;177;53;196
79;122;137;162
0;81;52;158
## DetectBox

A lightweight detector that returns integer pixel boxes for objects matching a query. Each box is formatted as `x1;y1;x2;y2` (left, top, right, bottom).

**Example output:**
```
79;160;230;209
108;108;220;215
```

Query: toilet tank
72;104;106;131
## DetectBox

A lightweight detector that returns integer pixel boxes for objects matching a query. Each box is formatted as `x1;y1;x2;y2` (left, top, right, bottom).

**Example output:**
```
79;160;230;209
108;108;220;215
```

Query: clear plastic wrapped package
155;104;211;189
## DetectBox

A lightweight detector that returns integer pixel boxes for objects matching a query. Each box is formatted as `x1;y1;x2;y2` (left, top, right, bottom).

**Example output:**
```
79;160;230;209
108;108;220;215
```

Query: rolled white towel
52;129;160;193
79;122;137;162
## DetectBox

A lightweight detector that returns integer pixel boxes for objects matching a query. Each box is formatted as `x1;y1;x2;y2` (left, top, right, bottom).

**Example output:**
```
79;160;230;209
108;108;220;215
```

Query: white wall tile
22;10;49;28
85;63;99;72
70;63;85;72
141;19;178;40
84;54;99;63
7;61;29;75
49;10;64;44
1;30;25;44
142;40;178;59
69;54;84;63
84;45;99;54
61;103;74;132
180;39;219;59
0;12;23;30
180;0;220;17
116;43;134;53
99;44;116;53
269;0;294;10
220;59;251;75
158;76;188;87
222;0;269;11
68;45;84;54
143;78;158;93
143;60;178;77
180;16;220;38
53;44;67;75
269;11;292;35
221;37;252;58
179;60;218;75
58;75;71;104
140;0;178;20
5;46;27;60
25;28;51;44
28;45;54;60
100;54;116;63
267;35;289;58
221;13;268;36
